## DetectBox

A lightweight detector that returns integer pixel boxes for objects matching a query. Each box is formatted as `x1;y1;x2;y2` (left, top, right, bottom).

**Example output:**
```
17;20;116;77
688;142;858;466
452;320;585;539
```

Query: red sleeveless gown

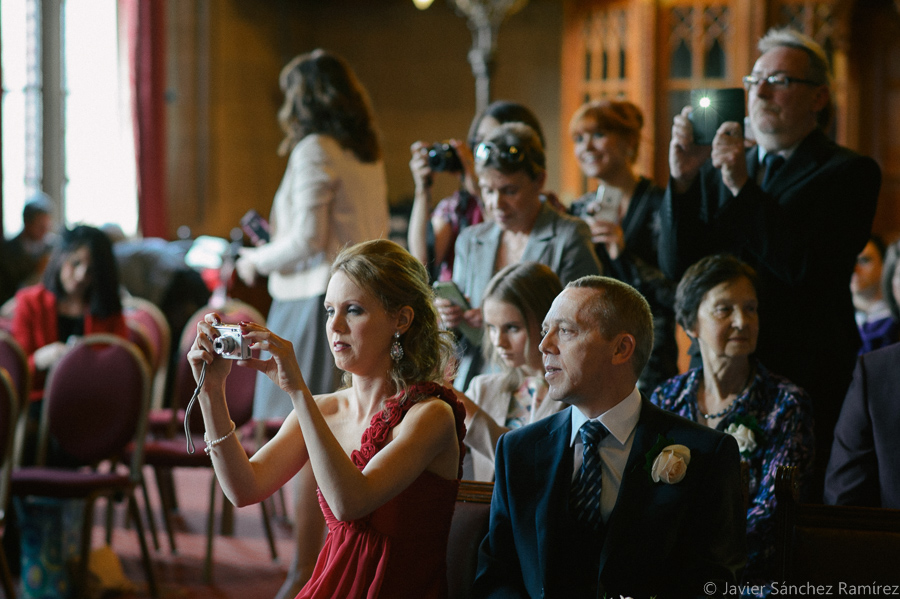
296;382;467;599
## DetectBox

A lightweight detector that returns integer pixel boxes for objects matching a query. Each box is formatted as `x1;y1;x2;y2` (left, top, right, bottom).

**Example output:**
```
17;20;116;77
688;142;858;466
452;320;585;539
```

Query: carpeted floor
14;467;298;599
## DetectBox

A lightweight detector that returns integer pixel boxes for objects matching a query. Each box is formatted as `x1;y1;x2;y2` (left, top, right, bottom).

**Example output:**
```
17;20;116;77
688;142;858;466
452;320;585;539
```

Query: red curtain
120;0;168;238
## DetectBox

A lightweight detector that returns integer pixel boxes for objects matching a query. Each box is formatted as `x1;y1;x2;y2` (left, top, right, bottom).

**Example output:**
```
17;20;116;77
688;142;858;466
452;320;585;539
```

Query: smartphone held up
689;88;745;145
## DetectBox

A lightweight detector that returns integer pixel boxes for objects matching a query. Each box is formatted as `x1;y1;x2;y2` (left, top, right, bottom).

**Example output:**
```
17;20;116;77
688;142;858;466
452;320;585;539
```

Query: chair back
123;296;171;410
127;320;157;370
0;368;19;520
447;480;493;599
37;334;151;476
173;300;265;433
775;465;900;585
0;329;30;410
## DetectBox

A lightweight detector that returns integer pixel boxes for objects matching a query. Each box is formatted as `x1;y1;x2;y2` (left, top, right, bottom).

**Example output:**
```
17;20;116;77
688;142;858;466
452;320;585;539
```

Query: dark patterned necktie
761;153;785;191
569;420;609;531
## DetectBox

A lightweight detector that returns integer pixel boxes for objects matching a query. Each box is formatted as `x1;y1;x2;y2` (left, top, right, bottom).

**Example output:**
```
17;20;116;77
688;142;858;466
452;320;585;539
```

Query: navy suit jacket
825;343;900;508
472;398;746;598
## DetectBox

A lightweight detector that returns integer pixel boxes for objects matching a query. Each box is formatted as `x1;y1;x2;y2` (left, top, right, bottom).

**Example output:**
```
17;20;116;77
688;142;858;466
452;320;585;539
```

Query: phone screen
241;210;270;246
689;88;746;145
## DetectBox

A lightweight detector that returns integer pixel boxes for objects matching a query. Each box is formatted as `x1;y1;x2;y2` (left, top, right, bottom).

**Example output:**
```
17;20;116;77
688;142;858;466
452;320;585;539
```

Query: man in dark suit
825;343;900;508
472;276;746;598
660;27;882;492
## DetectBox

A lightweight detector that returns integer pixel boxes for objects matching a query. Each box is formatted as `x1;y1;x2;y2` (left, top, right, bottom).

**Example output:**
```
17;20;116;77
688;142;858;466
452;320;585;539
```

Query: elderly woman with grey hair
650;253;814;590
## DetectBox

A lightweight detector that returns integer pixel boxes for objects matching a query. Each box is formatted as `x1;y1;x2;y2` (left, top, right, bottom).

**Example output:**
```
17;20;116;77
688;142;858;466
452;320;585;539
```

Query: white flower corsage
724;415;765;458
725;423;757;456
645;435;691;484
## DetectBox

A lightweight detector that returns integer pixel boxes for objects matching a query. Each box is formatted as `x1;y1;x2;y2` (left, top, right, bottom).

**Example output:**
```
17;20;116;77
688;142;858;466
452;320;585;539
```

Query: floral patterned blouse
650;362;815;591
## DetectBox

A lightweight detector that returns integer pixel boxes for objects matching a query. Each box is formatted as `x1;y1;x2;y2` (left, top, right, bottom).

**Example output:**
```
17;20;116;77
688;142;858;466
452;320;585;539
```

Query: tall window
1;0;42;236
2;0;138;238
664;2;734;134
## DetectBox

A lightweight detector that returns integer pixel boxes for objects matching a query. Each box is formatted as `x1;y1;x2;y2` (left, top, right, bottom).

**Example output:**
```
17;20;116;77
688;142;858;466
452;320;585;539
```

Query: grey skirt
252;294;338;421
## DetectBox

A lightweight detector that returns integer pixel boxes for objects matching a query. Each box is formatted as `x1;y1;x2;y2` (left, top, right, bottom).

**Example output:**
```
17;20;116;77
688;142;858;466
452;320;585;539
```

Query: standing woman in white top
235;53;388;599
236;49;389;418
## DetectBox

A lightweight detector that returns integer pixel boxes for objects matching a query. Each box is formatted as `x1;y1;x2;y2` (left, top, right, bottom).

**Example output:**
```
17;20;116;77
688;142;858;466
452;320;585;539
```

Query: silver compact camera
213;325;251;360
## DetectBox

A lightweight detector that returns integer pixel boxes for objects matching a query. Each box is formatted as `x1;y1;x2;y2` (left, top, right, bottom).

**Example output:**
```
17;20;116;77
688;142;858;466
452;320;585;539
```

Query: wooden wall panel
165;0;563;240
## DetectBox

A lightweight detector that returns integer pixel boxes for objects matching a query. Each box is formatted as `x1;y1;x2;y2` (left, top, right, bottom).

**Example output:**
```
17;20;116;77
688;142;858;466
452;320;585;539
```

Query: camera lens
427;143;462;173
213;337;237;355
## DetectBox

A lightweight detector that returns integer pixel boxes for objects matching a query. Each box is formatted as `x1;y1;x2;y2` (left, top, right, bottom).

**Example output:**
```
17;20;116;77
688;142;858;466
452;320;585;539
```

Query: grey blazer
452;202;602;308
450;202;601;389
464;372;565;482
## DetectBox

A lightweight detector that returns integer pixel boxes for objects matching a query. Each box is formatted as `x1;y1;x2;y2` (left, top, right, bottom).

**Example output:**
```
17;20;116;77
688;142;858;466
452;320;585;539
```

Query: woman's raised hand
409;141;434;191
190;314;309;397
240;321;309;396
189;313;235;386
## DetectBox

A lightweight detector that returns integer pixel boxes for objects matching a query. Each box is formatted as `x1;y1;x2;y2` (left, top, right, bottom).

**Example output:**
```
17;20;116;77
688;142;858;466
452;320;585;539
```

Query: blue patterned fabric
569;420;609;531
650;362;815;591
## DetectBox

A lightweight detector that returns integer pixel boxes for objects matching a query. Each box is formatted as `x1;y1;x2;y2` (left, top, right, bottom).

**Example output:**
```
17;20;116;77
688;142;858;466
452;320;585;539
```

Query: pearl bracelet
204;421;236;455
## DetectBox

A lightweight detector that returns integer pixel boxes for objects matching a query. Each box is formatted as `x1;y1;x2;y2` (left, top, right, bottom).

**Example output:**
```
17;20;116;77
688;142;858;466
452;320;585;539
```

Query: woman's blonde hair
331;239;456;399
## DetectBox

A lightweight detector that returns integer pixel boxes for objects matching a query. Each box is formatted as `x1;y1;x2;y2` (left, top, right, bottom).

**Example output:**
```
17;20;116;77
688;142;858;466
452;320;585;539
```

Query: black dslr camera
427;143;463;173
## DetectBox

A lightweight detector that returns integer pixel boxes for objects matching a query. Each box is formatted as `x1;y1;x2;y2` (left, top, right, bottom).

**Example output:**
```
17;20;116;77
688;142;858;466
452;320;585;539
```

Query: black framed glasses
742;74;822;89
474;141;527;168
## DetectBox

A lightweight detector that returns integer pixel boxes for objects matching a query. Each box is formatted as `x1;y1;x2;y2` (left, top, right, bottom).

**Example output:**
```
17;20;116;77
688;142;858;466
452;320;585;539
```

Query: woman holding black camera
407;101;545;283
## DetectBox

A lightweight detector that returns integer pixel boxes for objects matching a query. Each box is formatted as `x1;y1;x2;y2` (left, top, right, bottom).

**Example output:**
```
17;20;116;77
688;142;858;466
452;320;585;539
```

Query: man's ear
611;333;636;365
396;306;414;335
811;86;830;118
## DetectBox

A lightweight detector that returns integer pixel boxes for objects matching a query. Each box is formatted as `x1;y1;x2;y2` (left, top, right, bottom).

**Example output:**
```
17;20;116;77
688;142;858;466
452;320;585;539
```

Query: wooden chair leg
260;497;279;561
220;495;235;536
138;471;161;551
278;486;290;522
0;546;16;599
105;494;116;546
74;497;98;599
154;466;178;554
128;490;160;599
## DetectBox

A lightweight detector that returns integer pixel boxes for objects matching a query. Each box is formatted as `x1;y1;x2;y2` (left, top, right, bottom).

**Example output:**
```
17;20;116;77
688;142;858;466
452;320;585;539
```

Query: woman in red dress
189;239;466;598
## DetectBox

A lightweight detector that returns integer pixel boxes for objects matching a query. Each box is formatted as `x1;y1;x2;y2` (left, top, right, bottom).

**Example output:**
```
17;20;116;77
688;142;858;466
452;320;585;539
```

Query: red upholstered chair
8;334;158;598
0;330;30;421
138;299;277;583
123;297;171;412
0;330;33;470
0;367;22;598
447;480;493;599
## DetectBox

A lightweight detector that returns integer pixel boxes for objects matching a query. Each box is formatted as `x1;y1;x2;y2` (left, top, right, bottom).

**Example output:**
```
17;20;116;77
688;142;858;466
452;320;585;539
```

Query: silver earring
390;331;404;362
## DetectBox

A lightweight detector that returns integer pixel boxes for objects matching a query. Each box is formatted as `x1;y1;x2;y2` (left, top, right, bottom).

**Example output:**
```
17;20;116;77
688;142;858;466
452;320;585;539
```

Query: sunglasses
474;141;527;168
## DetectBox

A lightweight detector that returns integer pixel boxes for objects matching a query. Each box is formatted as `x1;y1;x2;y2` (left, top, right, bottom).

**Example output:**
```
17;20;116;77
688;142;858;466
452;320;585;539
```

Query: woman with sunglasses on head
407;101;546;283
437;122;601;390
567;99;678;394
457;261;564;481
190;239;466;599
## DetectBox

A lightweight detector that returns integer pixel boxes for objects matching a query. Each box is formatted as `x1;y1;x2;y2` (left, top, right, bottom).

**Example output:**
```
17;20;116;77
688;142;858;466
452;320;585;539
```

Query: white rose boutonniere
644;435;691;484
725;423;757;455
724;415;766;458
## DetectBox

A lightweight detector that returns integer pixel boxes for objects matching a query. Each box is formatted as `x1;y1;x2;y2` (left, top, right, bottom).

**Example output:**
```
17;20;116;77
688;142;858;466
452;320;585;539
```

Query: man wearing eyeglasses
660;26;881;502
